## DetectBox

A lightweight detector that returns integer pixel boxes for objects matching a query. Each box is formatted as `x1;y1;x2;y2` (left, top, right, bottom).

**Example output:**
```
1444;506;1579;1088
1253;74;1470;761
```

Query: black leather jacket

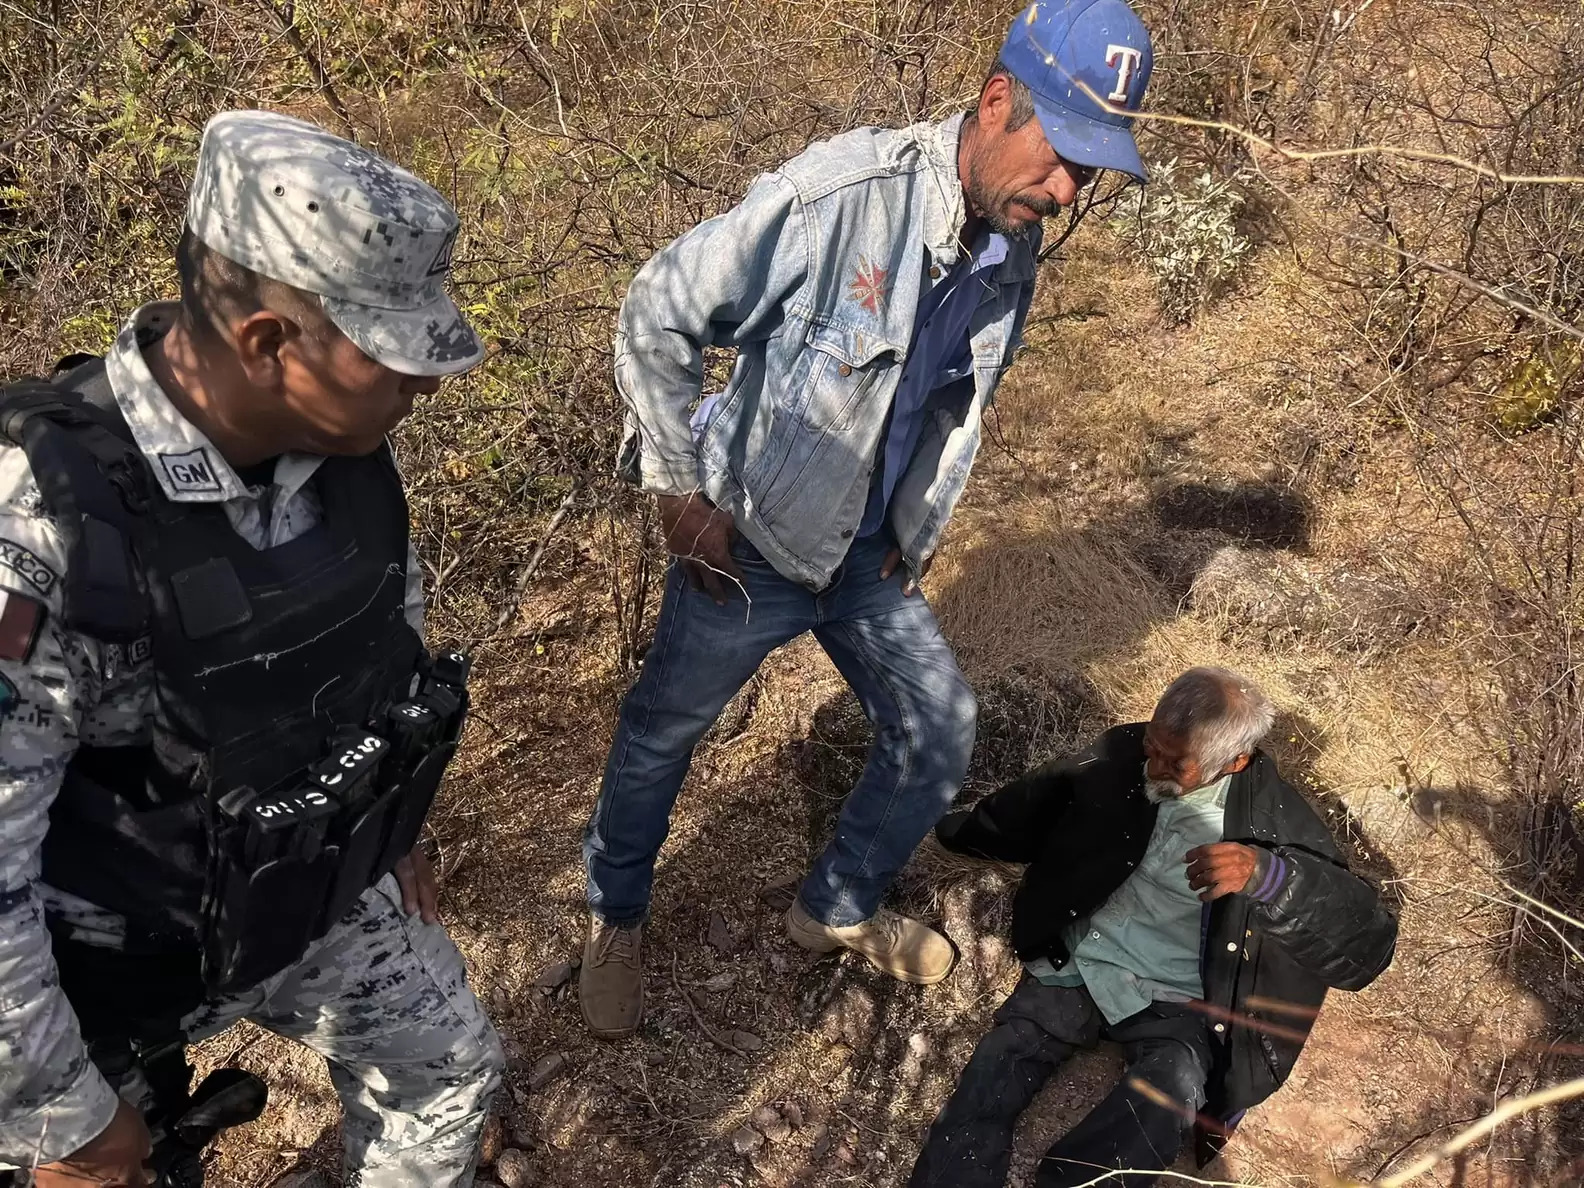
936;723;1398;1133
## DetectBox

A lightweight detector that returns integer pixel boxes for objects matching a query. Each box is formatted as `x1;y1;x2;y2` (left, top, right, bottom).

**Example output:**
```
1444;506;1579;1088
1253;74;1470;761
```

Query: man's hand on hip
879;547;932;597
35;1097;153;1187
657;493;744;605
1184;842;1260;901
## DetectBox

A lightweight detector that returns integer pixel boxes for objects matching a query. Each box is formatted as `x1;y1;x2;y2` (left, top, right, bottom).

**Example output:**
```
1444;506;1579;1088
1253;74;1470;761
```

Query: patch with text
0;537;58;596
158;448;224;495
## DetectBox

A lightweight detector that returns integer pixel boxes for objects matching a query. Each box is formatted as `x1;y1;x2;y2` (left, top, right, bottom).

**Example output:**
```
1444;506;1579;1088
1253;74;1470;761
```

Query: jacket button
837;363;853;377
1214;1023;1226;1034
929;265;941;279
1226;942;1238;952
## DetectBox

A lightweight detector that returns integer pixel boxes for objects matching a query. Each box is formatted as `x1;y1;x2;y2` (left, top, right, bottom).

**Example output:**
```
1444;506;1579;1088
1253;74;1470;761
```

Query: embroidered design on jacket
848;256;890;316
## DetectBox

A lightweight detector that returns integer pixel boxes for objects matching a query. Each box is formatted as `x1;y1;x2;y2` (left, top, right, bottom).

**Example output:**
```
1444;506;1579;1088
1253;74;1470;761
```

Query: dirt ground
191;223;1584;1188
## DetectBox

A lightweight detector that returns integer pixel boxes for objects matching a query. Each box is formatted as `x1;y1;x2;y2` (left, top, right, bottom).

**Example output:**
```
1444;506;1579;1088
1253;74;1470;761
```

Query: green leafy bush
1112;159;1251;324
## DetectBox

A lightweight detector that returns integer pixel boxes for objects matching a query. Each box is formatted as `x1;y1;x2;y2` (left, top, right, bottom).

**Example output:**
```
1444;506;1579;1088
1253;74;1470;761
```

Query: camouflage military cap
186;110;483;377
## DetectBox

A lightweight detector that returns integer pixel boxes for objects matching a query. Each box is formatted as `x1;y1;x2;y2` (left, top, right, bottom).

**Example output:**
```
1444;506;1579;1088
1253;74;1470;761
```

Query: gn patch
158;447;223;495
0;537;57;596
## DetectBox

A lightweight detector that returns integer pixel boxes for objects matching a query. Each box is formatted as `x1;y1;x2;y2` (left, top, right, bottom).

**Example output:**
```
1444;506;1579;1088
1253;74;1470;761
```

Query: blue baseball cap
998;0;1154;181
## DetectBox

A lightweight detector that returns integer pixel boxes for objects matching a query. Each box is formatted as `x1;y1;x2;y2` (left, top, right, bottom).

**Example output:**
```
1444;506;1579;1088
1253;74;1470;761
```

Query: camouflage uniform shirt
0;301;429;1164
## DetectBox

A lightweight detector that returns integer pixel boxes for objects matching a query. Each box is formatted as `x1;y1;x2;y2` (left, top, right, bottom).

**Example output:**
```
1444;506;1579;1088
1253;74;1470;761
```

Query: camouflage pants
171;875;503;1187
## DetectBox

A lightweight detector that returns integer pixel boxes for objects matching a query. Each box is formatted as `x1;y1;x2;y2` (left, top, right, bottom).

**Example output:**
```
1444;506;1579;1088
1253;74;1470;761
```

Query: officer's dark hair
967;59;1039;133
175;227;328;344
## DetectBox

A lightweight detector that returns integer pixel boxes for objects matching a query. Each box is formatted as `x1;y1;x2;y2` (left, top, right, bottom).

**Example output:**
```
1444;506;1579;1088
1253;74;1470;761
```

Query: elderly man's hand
1184;843;1260;901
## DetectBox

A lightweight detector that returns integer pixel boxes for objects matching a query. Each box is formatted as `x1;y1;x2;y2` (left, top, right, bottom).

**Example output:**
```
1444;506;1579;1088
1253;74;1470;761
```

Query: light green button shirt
1026;772;1230;1025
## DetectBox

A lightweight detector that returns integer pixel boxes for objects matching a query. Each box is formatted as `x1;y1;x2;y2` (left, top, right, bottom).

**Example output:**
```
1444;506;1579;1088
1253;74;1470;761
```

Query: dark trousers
909;976;1213;1188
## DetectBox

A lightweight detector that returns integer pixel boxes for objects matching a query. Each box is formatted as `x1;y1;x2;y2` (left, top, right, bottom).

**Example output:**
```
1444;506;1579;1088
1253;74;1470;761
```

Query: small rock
835;1143;857;1165
728;1029;763;1052
533;960;573;990
817;985;878;1049
702;971;736;993
782;1100;804;1129
527;1051;567;1090
272;1173;331;1188
730;1126;764;1155
751;1105;781;1129
760;1115;792;1144
708;909;739;954
490;985;512;1017
507;1115;536;1150
645;1049;667;1066
494;1147;534;1188
809;1123;832;1159
480;1111;505;1166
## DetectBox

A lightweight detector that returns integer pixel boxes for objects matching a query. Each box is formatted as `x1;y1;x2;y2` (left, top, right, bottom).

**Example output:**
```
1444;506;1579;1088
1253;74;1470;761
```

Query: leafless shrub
1278;3;1584;912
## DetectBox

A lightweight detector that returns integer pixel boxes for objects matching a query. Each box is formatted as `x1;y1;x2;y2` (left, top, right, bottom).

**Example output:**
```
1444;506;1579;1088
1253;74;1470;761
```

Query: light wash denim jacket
614;112;1041;588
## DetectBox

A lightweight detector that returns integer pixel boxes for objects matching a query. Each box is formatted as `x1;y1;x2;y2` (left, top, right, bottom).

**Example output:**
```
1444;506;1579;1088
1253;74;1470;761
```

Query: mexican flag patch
0;587;45;664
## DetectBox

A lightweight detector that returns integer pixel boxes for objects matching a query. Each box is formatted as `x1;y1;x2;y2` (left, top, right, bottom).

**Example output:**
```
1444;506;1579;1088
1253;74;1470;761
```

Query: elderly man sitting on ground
909;667;1398;1188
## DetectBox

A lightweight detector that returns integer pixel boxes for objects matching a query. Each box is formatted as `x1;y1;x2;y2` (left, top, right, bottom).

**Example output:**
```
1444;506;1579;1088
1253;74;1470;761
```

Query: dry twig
671;952;749;1059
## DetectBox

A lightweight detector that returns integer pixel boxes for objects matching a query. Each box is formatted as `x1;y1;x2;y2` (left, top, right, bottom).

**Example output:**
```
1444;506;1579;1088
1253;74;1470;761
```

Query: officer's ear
1223;752;1253;776
232;309;295;390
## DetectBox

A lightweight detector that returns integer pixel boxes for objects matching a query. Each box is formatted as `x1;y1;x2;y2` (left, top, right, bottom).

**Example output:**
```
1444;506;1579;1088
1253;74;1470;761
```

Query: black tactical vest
0;358;467;1037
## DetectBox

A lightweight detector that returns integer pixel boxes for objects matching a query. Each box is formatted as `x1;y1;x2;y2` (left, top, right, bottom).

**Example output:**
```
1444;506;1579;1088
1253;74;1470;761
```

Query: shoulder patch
158;447;223;495
0;671;16;714
0;587;45;662
0;537;57;596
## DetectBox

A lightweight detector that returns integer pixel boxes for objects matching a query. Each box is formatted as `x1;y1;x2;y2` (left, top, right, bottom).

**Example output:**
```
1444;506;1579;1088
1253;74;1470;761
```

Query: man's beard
1143;763;1183;803
964;153;1060;239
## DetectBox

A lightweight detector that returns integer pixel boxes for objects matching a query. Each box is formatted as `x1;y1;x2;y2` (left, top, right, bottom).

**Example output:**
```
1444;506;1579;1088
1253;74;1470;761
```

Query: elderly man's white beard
1143;762;1184;803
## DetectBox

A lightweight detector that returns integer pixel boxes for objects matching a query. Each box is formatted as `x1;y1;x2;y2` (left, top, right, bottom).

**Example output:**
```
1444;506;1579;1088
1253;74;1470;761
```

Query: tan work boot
579;917;643;1038
785;899;956;985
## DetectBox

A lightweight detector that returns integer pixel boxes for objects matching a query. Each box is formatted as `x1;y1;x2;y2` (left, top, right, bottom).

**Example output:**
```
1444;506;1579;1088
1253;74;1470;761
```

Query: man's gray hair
972;57;1038;133
1153;667;1275;774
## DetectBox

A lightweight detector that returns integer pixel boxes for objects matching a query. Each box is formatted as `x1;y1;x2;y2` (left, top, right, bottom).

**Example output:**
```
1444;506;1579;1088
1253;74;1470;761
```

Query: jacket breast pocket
793;322;896;435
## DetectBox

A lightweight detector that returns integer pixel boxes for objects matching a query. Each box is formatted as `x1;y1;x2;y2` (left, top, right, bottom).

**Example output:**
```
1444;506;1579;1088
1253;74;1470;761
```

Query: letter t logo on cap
1106;44;1144;103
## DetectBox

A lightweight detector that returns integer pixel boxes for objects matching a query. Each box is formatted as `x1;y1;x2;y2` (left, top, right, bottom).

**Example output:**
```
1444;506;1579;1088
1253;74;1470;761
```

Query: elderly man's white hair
1152;667;1275;774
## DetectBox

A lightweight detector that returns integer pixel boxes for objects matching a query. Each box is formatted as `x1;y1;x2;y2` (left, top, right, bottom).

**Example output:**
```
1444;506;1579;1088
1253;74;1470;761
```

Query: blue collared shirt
857;230;1010;537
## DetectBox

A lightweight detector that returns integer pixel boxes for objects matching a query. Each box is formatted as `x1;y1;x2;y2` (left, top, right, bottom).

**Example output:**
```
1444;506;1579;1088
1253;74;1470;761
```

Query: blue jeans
583;532;977;928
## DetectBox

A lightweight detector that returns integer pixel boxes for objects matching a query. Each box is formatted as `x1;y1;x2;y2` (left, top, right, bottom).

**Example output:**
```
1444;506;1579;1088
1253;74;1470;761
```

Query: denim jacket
614;112;1041;588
